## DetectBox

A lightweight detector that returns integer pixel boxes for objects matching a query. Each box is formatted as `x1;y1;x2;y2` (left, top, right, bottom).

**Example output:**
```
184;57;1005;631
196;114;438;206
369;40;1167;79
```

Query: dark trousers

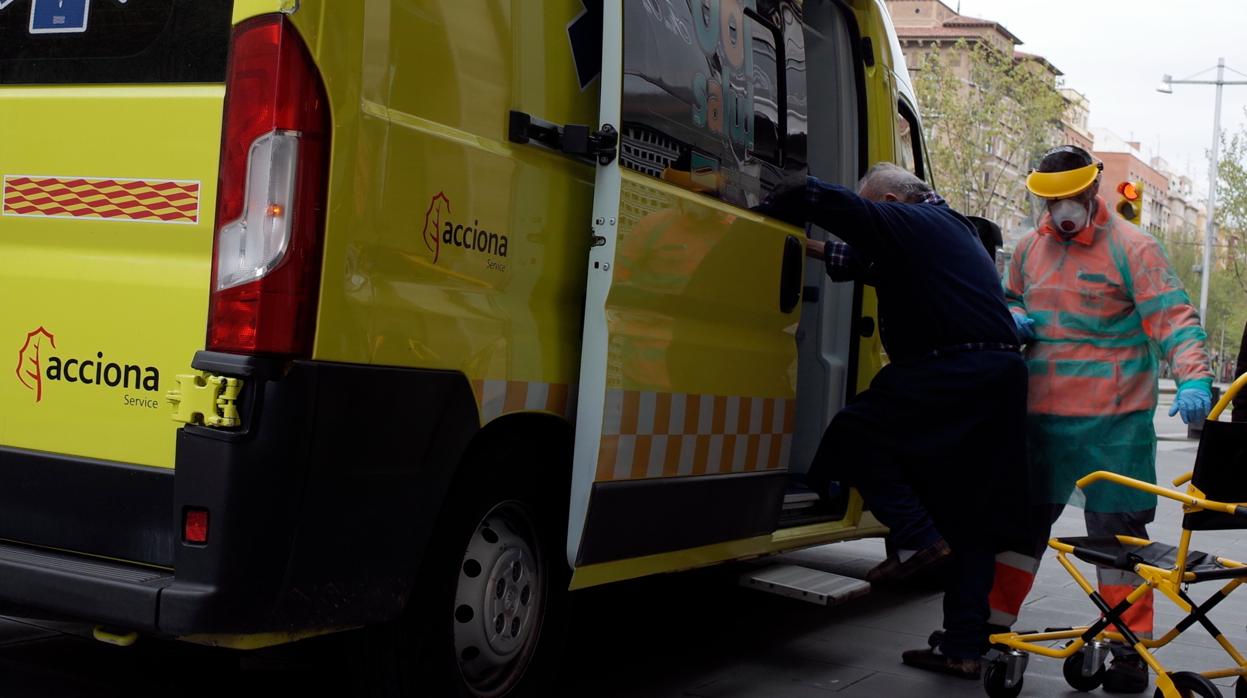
809;349;1032;658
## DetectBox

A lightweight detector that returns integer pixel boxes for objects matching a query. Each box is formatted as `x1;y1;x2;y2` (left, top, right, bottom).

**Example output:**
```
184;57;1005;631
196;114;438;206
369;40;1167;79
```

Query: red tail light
208;14;330;356
183;508;210;544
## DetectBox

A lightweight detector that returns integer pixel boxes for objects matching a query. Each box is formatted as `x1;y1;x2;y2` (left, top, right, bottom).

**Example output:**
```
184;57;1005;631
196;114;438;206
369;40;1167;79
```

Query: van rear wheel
363;456;568;698
452;500;547;695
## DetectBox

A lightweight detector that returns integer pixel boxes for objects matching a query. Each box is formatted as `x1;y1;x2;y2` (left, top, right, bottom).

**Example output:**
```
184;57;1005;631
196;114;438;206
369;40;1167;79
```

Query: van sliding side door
567;0;804;571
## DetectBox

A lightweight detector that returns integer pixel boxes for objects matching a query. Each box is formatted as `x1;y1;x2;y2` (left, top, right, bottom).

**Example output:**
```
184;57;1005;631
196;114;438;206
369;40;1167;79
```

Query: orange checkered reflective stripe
467;382;793;482
470;380;577;424
596;390;794;481
2;175;201;225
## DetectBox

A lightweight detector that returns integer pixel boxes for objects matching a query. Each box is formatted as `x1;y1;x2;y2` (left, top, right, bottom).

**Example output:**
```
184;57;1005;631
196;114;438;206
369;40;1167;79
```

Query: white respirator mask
1049;198;1091;236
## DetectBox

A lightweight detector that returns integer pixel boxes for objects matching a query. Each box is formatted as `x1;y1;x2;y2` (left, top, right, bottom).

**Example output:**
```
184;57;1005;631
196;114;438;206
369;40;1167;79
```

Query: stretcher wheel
1062;650;1105;692
983;660;1024;698
1236;676;1247;698
1152;671;1220;697
927;630;945;649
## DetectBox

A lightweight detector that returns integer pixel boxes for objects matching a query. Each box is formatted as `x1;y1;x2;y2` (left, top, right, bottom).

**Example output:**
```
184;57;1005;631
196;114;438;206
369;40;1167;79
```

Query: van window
0;0;232;85
895;100;923;178
620;1;809;208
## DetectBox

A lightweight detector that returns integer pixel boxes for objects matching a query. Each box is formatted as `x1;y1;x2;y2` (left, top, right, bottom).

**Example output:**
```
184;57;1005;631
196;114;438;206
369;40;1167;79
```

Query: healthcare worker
992;145;1213;693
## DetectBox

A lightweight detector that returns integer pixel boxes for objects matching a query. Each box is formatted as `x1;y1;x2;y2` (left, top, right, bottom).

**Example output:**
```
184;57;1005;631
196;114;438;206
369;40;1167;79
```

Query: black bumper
0;352;479;636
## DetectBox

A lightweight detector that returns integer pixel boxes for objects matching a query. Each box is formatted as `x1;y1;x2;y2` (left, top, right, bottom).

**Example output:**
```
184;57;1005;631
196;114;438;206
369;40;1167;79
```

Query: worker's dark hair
1036;145;1095;173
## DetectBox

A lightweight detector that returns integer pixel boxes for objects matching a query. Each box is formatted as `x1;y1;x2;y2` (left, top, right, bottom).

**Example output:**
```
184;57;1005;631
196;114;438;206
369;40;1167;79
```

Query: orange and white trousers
988;505;1156;639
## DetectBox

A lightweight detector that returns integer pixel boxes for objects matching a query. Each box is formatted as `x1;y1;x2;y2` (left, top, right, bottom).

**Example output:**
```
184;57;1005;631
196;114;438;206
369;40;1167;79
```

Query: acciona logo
16;327;160;404
421;191;509;265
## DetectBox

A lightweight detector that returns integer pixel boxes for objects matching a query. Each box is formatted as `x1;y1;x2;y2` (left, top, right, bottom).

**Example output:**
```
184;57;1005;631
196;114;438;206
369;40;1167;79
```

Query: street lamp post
1158;58;1247;326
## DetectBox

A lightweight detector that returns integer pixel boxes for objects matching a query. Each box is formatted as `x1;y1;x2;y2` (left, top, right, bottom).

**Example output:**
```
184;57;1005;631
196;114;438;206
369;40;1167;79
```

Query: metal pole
1199;58;1225;326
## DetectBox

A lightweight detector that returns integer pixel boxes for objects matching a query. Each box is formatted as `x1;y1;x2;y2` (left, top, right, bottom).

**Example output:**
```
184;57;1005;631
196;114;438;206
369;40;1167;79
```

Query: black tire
1153;671;1222;698
361;444;570;698
983;660;1024;698
1062;650;1106;692
1236;676;1247;698
928;630;945;649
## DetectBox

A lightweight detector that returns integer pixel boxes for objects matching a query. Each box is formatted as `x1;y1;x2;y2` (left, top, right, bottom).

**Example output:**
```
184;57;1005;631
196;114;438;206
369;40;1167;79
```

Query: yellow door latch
167;374;243;428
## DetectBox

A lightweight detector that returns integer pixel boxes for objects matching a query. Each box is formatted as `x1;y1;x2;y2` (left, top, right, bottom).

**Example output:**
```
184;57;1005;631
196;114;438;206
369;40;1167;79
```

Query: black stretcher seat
1057;535;1247;583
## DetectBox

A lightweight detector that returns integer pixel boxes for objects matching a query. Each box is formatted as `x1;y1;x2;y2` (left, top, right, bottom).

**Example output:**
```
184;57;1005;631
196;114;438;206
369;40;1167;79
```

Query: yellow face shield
1025;163;1101;199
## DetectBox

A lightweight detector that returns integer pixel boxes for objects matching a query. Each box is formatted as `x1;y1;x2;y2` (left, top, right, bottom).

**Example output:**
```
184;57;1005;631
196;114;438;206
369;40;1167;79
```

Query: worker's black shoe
1102;651;1149;694
866;539;951;585
900;647;981;680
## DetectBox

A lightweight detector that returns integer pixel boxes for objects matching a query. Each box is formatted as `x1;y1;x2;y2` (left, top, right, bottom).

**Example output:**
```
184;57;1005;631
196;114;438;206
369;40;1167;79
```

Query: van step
0;541;171;586
781;490;821;512
740;564;870;606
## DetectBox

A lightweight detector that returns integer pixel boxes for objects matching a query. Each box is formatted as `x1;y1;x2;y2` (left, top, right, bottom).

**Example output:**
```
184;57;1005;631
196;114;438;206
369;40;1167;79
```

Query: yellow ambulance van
0;0;930;694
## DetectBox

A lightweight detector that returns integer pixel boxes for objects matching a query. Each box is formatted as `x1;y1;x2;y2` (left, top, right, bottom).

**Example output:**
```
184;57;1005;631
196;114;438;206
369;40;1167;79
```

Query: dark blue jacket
806;179;1019;362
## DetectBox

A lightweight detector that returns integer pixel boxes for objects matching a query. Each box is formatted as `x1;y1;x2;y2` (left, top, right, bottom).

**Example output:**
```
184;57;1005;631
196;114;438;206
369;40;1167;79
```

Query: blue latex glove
1012;314;1036;343
1169;385;1213;424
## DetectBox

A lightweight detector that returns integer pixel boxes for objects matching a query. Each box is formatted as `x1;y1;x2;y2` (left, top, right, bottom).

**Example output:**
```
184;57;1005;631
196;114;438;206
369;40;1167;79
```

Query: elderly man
761;163;1032;678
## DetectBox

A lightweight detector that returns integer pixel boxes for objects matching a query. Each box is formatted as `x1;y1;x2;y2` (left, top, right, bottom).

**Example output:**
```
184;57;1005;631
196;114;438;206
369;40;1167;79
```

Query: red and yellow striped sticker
2;175;200;225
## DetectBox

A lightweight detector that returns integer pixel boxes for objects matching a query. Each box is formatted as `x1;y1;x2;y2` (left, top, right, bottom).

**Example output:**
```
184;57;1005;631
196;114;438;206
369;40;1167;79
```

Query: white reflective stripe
698;395;714;434
480;380;507;421
707;435;724;474
646;435;667;478
750;397;764;434
731;435;748;472
603;389;623;435
988;609;1020;626
669;393;686;435
995;551;1041;574
614;436;635;481
524;382;549;411
724;396;740;435
677;434;696;476
637;391;656;435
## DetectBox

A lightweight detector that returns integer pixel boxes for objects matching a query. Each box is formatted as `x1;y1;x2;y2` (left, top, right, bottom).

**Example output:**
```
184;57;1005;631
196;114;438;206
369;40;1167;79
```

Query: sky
951;0;1247;196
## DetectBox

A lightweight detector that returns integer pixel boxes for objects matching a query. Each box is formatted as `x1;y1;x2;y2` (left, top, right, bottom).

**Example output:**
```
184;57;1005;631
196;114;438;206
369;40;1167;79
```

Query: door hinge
167;374;243;428
509;110;618;165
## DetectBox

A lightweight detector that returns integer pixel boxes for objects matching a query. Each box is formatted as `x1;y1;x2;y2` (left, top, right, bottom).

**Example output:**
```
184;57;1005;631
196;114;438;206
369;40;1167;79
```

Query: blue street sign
30;0;90;34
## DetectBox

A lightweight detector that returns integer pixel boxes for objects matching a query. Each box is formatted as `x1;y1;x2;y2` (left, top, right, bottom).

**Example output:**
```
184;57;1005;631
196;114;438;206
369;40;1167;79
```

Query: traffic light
1115;181;1143;225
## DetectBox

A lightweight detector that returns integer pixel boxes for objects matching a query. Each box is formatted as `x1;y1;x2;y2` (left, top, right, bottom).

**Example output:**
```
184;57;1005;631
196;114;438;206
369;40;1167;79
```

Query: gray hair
857;162;932;203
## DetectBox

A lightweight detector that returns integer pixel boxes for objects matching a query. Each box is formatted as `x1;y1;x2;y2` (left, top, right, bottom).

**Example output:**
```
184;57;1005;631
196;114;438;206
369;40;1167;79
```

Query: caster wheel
984;659;1024;698
928;630;945;649
1236;676;1246;698
1153;671;1221;697
1062;650;1106;692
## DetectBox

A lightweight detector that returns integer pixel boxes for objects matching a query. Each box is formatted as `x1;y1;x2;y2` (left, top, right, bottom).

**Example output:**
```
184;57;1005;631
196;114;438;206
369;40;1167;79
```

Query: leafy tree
1155;119;1247;381
911;39;1066;231
1208;118;1247;376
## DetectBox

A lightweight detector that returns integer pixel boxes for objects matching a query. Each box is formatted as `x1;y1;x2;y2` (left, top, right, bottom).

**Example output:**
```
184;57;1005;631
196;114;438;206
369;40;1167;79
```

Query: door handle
779;235;803;313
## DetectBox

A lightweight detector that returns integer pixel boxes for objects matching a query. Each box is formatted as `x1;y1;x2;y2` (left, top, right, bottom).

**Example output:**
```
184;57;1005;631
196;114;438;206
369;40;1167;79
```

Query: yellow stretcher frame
987;373;1247;698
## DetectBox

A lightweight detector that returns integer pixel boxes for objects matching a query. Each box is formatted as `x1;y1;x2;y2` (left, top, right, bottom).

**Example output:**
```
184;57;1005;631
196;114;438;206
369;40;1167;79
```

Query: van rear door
0;0;233;470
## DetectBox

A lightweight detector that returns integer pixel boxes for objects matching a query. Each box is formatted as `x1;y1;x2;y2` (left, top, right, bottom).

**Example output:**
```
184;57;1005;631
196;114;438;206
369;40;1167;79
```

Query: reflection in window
619;1;809;209
896;112;915;173
749;16;780;165
895;102;922;178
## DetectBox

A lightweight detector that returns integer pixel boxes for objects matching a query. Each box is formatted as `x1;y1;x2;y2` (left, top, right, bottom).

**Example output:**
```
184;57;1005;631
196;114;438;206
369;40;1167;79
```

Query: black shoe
901;648;982;680
1102;652;1149;694
866;539;952;585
